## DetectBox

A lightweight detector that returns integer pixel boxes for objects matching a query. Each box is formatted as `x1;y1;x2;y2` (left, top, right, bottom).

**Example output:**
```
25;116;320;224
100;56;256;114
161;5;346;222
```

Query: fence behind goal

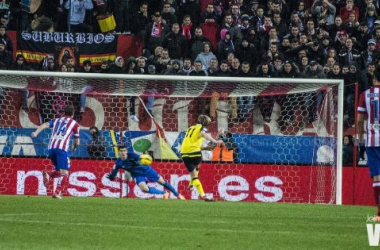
0;71;344;204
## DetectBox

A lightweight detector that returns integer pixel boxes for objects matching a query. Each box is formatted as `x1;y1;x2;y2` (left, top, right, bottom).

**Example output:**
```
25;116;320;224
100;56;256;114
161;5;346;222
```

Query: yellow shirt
180;124;207;157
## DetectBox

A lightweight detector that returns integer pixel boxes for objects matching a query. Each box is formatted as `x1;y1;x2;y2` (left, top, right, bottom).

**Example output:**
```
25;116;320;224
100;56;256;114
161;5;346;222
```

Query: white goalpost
0;70;344;204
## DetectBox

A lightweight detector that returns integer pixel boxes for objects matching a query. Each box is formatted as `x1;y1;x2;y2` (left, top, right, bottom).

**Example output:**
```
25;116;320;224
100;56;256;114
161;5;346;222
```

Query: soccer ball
140;154;153;165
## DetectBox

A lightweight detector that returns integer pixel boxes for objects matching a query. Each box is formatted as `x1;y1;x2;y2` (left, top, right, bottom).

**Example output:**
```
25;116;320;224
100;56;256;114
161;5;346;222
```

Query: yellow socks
192;178;205;197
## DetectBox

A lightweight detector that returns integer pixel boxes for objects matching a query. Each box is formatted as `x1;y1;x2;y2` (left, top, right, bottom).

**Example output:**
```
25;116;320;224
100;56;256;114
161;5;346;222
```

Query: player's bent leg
137;180;167;198
157;177;184;199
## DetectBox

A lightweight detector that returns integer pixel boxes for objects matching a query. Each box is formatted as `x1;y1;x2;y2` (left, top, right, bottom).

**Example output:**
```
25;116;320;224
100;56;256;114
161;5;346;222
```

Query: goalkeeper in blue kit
107;146;185;200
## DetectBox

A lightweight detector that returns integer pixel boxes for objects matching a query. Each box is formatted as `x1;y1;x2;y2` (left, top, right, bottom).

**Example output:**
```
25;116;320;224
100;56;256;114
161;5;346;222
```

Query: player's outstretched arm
106;164;121;181
201;131;223;146
31;122;50;138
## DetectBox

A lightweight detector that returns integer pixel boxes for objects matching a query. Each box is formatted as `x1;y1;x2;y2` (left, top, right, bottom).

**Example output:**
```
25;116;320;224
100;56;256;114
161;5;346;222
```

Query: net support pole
336;80;344;205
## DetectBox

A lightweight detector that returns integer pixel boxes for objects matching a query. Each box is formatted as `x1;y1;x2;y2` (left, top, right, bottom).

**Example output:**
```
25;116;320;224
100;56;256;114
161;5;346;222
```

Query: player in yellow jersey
181;115;223;201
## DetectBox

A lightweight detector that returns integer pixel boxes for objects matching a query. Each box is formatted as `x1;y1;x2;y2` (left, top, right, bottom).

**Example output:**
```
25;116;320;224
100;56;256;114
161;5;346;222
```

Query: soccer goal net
0;70;343;204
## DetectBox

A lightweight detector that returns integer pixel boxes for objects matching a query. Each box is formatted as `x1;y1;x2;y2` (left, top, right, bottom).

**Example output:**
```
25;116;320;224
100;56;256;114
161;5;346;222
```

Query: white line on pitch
0;218;354;237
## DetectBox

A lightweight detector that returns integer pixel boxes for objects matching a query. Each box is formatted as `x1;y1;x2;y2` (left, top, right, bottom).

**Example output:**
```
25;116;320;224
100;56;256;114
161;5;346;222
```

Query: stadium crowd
0;0;378;126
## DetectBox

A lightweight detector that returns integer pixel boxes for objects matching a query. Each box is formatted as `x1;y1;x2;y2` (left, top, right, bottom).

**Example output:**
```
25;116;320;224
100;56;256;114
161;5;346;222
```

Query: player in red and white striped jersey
31;105;80;199
357;68;380;221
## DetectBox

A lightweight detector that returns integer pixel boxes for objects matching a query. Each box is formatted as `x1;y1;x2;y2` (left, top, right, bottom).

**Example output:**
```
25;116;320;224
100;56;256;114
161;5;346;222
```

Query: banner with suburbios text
16;31;118;67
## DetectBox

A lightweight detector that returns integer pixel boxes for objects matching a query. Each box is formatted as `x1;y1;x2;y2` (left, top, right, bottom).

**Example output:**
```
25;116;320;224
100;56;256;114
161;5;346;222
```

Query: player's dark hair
118;145;127;150
64;105;75;116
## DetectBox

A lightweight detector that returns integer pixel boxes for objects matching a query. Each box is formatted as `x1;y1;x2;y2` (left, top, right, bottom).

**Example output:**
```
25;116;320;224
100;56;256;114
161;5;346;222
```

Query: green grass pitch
0;196;374;249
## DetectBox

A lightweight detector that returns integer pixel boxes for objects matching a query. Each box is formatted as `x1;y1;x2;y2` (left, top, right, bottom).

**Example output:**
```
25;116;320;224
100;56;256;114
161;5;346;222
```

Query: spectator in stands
178;58;193;75
302;60;326;122
179;0;201;26
136;56;148;74
65;56;77;72
0;25;12;54
163;59;180;75
363;4;377;34
154;48;171;73
209;60;237;120
40;55;57;71
359;62;375;93
246;28;260;50
207;58;218;76
217;30;235;60
260;26;281;52
311;0;336;26
235;37;259;70
133;2;150;37
110;56;125;74
308;40;325;64
65;0;93;33
144;12;169;56
220;13;242;45
195;43;216;70
278;60;300;78
272;11;288;38
99;60;110;73
289;11;304;32
357;22;372;49
327;63;342;79
342;134;355;166
0;40;12;68
230;57;241;76
126;56;137;74
360;39;380;68
344;62;360;127
344;12;360;37
87;126;107;158
189;60;208;116
338;37;361;69
148;46;163;66
161;2;178;28
339;0;359;22
252;6;265;33
79;60;95;113
189;27;211;61
181;15;195;40
200;3;219;24
0;11;9;29
212;1;225;24
238;14;252;39
10;54;30;112
236;61;254;121
161;23;188;60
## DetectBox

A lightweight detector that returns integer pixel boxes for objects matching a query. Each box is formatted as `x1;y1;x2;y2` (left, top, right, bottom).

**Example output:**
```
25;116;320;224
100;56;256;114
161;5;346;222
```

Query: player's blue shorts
133;167;160;184
49;148;70;171
366;147;380;178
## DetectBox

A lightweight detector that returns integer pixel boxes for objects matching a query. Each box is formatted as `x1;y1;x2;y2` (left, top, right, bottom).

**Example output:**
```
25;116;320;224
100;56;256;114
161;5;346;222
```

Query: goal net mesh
0;72;340;203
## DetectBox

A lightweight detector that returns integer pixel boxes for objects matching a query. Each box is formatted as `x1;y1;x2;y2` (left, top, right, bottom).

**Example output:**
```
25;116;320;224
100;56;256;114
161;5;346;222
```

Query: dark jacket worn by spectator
235;40;259;69
217;30;235;60
87;126;107;158
144;15;170;54
189;33;211;61
161;29;188;60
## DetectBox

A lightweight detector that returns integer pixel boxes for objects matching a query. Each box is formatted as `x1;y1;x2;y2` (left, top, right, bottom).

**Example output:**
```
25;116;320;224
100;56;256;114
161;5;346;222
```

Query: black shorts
182;156;202;172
